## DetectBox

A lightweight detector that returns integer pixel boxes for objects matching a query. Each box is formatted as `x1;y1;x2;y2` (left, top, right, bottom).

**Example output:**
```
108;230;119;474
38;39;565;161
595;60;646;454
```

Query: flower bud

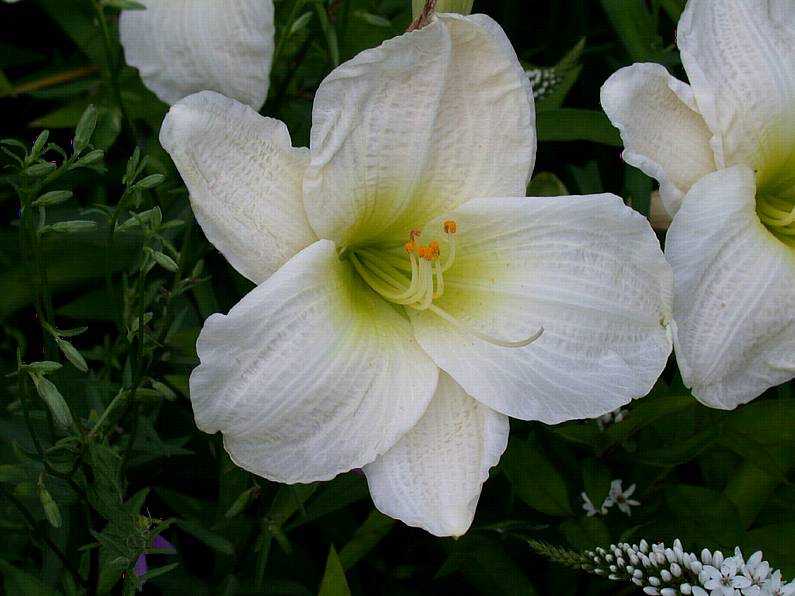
73;105;97;154
45;220;98;234
38;485;62;528
56;337;88;372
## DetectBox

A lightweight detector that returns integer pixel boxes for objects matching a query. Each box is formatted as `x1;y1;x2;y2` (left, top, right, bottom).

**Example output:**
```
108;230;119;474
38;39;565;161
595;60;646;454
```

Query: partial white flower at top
120;0;274;109
160;12;673;537
763;570;795;596
607;479;640;516
601;0;795;409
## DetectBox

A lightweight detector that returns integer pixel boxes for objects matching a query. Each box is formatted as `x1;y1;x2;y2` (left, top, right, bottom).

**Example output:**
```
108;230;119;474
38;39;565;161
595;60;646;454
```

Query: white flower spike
120;0;274;109
601;0;795;409
161;13;673;537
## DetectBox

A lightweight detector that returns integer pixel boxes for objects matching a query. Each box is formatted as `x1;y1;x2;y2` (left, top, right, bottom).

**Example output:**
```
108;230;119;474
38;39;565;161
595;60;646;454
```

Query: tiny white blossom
607;479;640;516
703;557;753;595
580;491;609;516
762;570;795;596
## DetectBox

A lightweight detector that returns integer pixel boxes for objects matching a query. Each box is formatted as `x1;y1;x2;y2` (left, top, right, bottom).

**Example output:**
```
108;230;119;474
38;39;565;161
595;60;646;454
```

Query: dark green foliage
0;1;793;595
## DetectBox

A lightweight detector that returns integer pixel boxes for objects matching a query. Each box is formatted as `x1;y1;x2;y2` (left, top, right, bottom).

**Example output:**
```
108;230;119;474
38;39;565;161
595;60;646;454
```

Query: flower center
347;221;542;348
755;123;795;248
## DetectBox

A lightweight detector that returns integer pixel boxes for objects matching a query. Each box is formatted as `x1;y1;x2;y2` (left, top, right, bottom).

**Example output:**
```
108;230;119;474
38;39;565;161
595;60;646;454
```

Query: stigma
349;222;542;349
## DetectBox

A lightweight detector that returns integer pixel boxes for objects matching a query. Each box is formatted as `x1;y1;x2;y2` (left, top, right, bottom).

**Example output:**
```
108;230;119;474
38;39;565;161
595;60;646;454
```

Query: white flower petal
303;13;535;246
190;240;439;484
120;0;274;108
600;62;716;216
677;0;795;169
364;372;508;537
160;91;316;284
409;195;673;424
666;165;795;408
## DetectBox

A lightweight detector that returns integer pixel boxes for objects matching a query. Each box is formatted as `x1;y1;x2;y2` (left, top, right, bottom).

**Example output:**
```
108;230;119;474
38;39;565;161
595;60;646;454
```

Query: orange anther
404;241;415;254
429;240;440;257
409;228;422;241
443;220;457;234
417;245;434;261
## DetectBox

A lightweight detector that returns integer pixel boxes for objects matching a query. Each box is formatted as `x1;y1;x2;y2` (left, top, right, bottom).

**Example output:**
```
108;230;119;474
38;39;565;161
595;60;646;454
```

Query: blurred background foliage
0;0;793;594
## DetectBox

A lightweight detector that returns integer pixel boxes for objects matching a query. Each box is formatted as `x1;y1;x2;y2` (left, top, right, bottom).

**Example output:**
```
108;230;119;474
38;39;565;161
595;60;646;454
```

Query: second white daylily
601;0;795;409
161;13;673;537
120;0;274;109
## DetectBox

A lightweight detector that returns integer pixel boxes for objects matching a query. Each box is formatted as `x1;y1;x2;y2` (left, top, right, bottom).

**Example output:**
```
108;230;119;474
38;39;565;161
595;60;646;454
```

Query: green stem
92;1;138;145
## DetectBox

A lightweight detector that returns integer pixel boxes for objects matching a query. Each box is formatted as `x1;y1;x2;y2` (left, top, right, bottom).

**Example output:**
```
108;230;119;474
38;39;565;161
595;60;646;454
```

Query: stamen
425;304;543;348
349;221;539;349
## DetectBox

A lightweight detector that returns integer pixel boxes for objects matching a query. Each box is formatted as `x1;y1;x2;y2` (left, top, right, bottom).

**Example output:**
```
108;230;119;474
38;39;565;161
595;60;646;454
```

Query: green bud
29;374;74;429
73;105;97;155
191;259;205;279
75;149;104;167
224;487;256;519
355;11;391;27
25;361;63;375
24;161;57;177
289;11;314;36
45;220;98;234
32;190;73;207
38;485;62;528
151;250;179;273
116;208;155;232
412;0;473;18
135;173;165;189
150;380;177;401
31;130;49;158
56;338;88;373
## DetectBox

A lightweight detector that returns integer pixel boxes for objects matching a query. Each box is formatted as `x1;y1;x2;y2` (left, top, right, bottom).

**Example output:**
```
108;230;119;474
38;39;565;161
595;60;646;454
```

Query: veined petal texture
666;166;795;408
190;240;439;484
160;91;316;284
677;0;795;169
410;195;673;424
365;373;508;537
303;13;535;246
120;0;274;109
601;62;716;217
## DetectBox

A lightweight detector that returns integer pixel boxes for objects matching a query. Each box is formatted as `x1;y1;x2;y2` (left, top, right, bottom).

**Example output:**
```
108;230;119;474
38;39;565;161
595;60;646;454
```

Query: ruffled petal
303;13;535;247
364;372;508;537
191;240;439;484
677;0;795;169
120;0;273;108
666;165;795;408
160;91;316;284
601;62;716;216
409;195;673;424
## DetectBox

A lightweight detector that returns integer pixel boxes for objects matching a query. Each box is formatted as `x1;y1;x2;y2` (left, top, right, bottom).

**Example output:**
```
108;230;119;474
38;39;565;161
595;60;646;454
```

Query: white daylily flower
161;13;673;537
120;0;274;109
601;0;795;409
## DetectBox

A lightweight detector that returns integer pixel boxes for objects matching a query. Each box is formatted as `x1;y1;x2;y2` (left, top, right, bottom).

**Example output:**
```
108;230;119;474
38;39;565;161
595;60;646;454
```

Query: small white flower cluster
596;406;628;430
584;540;794;596
581;479;639;517
524;67;564;101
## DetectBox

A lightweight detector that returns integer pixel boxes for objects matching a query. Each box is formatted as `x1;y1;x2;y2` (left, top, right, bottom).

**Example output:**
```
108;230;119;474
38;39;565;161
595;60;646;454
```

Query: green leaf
173;519;235;556
665;484;743;547
267;484;317;527
725;400;795;444
743;523;795;578
285;473;368;530
318;545;351;596
29;373;74;429
73;104;97;154
600;0;662;62
559;516;611;551
634;427;718;467
32;190;73;207
338;509;395;571
581;457;611;507
0;559;63;596
536;109;622;146
56;337;88;372
602;393;695;452
501;437;572;517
